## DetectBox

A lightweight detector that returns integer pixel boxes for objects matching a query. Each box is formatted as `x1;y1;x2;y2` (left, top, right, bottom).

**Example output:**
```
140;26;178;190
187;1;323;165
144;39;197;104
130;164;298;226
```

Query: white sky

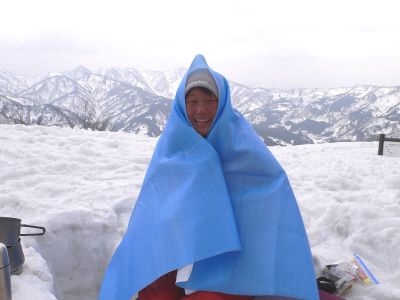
1;0;400;89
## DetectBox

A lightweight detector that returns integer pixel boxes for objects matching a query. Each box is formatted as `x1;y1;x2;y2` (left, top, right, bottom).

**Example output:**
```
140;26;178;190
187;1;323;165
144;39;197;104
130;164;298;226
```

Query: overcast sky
1;0;400;89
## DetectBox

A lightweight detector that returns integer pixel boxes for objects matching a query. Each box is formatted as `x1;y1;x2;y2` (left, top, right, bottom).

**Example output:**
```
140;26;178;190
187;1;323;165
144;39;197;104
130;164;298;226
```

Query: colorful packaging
351;253;379;286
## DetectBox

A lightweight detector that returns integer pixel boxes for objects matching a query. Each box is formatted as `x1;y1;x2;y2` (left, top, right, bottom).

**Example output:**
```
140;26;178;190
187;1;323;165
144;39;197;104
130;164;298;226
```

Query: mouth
194;119;211;124
191;118;213;136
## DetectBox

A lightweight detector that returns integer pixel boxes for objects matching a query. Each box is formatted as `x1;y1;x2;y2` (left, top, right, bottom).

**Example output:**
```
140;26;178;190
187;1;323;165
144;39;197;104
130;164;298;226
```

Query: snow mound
11;247;56;300
0;125;156;300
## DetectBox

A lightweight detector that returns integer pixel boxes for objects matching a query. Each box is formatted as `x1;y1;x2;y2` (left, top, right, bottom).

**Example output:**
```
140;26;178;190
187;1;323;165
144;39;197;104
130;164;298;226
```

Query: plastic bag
319;253;379;296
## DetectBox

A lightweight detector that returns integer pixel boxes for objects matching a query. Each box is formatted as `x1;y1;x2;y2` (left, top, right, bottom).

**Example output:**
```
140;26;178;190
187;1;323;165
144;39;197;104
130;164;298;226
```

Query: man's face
185;87;218;137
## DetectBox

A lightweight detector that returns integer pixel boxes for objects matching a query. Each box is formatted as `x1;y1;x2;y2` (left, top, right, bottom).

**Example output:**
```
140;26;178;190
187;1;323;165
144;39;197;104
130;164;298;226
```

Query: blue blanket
99;55;319;300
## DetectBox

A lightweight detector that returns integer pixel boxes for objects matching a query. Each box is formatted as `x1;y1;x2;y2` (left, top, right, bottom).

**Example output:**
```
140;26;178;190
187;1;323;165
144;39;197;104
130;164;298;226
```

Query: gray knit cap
185;69;218;98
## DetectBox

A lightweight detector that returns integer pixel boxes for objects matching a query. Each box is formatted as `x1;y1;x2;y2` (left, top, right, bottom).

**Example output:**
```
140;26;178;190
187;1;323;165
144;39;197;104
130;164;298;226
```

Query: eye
186;99;198;105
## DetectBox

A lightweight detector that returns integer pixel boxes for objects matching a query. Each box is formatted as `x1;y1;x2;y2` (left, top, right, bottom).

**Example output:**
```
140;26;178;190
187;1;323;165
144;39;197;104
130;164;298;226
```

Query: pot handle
20;224;46;236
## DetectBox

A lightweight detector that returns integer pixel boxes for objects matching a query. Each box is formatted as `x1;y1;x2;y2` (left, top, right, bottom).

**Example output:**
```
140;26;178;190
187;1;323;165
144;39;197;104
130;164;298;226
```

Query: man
138;67;252;300
99;55;319;300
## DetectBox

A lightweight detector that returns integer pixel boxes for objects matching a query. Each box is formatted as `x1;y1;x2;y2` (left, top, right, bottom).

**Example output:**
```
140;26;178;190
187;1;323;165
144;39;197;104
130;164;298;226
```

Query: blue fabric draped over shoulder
99;55;319;300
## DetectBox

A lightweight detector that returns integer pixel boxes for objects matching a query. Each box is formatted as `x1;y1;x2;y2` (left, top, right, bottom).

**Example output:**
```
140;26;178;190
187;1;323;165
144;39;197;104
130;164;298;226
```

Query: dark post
378;134;385;155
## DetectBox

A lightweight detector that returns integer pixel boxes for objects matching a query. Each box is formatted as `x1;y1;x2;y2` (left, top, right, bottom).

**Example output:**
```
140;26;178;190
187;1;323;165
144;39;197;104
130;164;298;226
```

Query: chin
196;128;209;137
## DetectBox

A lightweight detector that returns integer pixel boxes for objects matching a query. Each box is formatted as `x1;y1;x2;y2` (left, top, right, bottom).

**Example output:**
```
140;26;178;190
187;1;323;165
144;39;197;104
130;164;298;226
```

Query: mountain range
1;66;399;145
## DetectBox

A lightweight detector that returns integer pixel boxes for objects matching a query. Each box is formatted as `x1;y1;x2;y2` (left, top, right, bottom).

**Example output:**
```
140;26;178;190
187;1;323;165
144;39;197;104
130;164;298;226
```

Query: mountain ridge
1;66;399;145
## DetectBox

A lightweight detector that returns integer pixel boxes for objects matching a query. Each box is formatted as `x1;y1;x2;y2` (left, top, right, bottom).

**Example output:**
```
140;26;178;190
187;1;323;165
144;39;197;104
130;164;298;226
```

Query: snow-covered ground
0;124;399;300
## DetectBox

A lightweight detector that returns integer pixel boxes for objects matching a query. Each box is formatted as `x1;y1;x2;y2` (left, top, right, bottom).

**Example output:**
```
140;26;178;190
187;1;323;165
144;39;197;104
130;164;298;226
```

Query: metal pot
6;239;25;275
0;217;46;246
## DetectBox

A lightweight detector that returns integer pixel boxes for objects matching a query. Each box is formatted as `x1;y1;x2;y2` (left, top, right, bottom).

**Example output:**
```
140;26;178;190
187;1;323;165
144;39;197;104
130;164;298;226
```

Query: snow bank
271;142;400;299
0;124;399;300
0;125;156;300
11;247;56;300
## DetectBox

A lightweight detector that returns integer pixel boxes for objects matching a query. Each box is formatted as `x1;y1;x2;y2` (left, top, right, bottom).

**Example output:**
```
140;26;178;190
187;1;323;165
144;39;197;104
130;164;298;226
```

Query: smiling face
185;87;218;137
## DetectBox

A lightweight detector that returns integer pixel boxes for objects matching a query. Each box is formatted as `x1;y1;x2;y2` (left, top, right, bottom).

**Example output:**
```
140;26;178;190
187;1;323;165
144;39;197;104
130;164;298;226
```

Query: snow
371;92;400;115
11;247;56;300
0;124;399;300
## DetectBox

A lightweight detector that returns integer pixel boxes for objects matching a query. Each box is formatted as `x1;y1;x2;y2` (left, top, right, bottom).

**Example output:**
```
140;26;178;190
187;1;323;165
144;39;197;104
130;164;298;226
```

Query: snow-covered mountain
230;84;400;145
1;67;399;145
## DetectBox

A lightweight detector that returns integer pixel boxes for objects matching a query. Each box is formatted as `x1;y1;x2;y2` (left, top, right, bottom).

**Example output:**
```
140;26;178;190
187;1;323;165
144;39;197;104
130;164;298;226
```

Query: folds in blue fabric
99;55;319;300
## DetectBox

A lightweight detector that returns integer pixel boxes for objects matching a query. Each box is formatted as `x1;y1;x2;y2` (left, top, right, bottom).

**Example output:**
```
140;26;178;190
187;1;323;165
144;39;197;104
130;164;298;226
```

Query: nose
194;101;208;113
